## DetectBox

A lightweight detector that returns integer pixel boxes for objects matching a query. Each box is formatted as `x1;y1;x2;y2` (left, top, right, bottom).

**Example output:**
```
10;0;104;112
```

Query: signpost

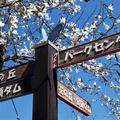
0;55;91;117
58;33;120;68
0;62;92;117
1;32;120;120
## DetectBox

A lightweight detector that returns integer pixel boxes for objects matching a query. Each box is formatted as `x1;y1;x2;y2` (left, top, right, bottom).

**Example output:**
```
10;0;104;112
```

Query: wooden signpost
0;60;92;116
32;41;58;120
0;32;120;120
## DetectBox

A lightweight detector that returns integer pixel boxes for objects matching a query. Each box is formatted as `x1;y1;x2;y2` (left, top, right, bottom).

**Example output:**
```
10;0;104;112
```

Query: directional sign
58;81;92;116
0;62;33;101
0;41;93;118
58;33;120;68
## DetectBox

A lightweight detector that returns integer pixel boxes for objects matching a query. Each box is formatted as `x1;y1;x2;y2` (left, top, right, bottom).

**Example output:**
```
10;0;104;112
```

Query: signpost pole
32;41;58;120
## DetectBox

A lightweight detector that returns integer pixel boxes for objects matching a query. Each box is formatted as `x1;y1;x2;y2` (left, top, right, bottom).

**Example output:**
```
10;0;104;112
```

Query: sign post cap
34;41;58;50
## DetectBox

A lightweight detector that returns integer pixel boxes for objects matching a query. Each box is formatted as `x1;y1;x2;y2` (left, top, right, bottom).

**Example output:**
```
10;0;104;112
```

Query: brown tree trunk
0;45;5;70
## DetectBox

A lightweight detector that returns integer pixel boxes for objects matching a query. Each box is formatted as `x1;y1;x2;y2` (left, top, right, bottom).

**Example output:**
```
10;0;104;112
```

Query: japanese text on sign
0;63;33;84
59;33;120;68
58;81;92;116
64;36;120;62
0;62;33;102
0;83;21;98
0;69;16;82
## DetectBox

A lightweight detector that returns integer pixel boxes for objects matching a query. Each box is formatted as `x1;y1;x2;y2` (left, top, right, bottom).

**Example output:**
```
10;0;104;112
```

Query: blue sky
0;93;115;120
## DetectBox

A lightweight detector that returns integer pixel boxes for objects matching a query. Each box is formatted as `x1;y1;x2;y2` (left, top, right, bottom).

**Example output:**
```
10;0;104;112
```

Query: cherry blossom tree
0;0;120;120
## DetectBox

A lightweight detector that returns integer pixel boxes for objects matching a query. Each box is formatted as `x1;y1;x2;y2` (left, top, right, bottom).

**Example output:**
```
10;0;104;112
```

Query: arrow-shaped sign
0;62;33;102
58;33;120;68
58;81;92;116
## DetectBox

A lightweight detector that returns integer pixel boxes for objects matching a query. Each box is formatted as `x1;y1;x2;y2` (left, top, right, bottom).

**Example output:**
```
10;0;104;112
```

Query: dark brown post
32;41;58;120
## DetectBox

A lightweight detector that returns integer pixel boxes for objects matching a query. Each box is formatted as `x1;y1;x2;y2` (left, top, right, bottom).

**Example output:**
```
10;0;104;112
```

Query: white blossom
77;82;84;88
106;55;112;60
13;24;18;29
87;85;92;92
0;38;6;45
106;55;115;60
12;29;18;35
78;78;82;82
52;3;57;7
97;63;103;68
93;82;96;87
116;52;120;58
116;19;120;24
7;0;15;3
80;36;85;41
0;21;5;27
64;33;69;37
71;85;77;91
10;15;18;24
60;18;66;24
60;74;64;78
108;4;114;11
98;15;102;19
65;72;70;80
74;5;81;12
90;24;96;29
110;82;115;88
103;23;110;30
20;47;29;55
97;86;101;90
